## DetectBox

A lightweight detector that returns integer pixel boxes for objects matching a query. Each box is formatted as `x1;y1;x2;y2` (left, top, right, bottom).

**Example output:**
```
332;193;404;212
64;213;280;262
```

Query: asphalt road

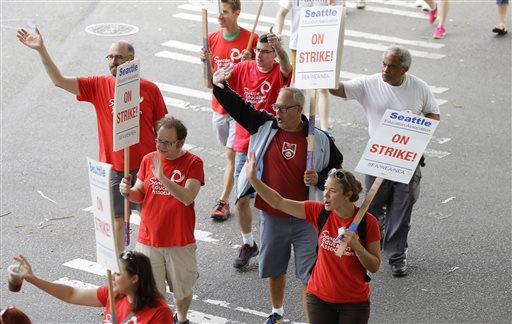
1;1;511;323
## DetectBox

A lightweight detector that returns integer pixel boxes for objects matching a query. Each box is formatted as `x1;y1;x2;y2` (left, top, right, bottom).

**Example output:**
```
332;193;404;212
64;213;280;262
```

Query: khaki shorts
136;242;198;300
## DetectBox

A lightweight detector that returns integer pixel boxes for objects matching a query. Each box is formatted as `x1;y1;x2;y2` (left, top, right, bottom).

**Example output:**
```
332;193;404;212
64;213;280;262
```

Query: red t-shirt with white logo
209;28;258;115
255;129;307;217
137;151;204;247
97;285;173;323
228;61;291;152
77;76;168;171
304;201;381;303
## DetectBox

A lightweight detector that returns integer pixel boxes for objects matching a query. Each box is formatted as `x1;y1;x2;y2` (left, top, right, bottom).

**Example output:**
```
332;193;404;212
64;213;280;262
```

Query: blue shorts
258;211;317;283
111;169;141;218
497;0;508;4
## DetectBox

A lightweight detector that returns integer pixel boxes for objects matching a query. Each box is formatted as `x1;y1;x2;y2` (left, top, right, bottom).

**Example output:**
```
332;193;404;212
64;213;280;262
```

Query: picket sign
295;5;346;172
87;158;119;322
335;110;439;257
113;59;141;246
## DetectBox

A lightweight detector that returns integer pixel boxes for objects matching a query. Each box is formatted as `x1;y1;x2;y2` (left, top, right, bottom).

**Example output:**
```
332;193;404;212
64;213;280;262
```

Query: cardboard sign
113;59;140;152
87;158;120;273
355;110;439;184
294;6;346;89
188;0;220;13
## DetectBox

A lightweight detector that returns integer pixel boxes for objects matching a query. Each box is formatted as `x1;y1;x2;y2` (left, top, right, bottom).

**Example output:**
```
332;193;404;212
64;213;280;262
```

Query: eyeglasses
328;168;352;190
272;103;299;113
255;47;275;55
106;54;130;61
155;138;179;147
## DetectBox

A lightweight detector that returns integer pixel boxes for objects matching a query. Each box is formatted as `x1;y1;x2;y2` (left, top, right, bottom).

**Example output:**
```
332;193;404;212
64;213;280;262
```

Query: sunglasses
120;250;135;263
328;168;352;190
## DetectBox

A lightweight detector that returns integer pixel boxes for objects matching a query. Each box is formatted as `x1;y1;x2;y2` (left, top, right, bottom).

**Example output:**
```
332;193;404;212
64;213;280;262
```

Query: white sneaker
356;0;366;9
415;0;424;7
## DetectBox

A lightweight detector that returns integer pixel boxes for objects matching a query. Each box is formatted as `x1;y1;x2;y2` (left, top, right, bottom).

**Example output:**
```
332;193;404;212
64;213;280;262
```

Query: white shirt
343;73;440;137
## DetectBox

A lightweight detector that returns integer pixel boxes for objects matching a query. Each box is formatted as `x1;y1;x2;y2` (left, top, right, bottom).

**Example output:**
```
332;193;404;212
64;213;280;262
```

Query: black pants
307;294;370;324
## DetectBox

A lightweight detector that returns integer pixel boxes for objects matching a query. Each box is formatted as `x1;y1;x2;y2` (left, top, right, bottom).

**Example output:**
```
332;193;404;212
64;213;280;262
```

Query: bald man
17;28;168;253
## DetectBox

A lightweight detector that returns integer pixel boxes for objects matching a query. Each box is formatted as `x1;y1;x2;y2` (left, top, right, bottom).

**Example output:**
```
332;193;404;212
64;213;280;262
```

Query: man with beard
17;27;168;253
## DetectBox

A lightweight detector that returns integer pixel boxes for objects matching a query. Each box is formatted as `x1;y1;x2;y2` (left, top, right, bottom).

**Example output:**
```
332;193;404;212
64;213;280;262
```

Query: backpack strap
357;215;371;282
317;206;331;233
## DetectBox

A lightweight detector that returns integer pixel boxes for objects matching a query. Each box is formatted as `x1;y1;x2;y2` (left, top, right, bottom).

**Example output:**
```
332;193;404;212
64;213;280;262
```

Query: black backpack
312;207;371;282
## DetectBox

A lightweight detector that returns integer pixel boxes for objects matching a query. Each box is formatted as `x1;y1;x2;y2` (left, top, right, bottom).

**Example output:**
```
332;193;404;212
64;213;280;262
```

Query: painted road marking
172;12;444;59
178;3;439;48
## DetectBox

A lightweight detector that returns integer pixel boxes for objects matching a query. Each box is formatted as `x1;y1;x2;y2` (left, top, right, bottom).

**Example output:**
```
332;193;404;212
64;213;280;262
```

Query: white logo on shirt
170;170;185;183
230;48;242;61
282;142;297;160
319;230;354;256
260;81;271;95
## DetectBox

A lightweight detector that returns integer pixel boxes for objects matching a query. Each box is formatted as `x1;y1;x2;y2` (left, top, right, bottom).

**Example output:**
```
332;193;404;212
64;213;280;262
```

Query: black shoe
391;262;408;277
233;243;259;268
174;313;190;324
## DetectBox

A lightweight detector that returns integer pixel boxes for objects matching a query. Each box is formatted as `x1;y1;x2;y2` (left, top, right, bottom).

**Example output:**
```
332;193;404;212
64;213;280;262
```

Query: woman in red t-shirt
12;251;172;323
245;151;381;324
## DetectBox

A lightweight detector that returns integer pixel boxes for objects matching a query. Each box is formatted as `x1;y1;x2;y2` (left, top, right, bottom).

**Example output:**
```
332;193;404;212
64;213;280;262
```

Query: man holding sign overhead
17;28;168;253
330;46;440;277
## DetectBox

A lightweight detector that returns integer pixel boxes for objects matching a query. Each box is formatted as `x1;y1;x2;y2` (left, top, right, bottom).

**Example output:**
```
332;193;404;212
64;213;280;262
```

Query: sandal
492;25;508;35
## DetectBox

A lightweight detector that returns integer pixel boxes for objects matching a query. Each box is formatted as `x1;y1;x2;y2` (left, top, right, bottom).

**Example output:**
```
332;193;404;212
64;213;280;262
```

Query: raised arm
246;151;306;219
17;27;80;95
274;7;289;38
14;255;102;307
268;28;292;78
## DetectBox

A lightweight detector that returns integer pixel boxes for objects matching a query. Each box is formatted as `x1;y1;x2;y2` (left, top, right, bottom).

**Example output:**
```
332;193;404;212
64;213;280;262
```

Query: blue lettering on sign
304;8;338;18
119;64;138;76
89;162;106;177
389;111;432;126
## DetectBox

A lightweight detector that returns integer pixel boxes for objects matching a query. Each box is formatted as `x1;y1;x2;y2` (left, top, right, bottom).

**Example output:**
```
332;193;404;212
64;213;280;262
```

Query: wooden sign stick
124;148;130;246
107;270;118;323
306;89;317;173
202;9;212;88
335;176;384;257
247;0;264;51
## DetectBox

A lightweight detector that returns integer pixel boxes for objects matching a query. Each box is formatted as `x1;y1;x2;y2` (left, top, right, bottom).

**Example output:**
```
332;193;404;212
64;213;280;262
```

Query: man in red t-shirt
17;28;168;253
226;32;292;270
200;0;258;222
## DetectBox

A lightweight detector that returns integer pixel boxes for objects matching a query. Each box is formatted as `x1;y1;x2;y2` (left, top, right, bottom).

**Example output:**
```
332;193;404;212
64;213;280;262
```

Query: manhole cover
85;23;139;37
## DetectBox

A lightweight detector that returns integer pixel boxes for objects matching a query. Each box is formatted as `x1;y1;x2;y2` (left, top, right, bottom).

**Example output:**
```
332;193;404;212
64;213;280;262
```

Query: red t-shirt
304;201;381;303
77;76;168;171
209;28;258;115
137;151;204;247
97;285;173;323
255;129;308;217
228;61;291;152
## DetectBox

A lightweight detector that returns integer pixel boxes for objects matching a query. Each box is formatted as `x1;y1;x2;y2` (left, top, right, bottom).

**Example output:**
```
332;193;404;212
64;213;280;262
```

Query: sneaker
264;313;283;324
174;313;190;324
415;0;423;7
428;6;437;24
356;0;366;9
233;243;259;268
433;25;446;39
391;261;408;277
211;199;230;221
